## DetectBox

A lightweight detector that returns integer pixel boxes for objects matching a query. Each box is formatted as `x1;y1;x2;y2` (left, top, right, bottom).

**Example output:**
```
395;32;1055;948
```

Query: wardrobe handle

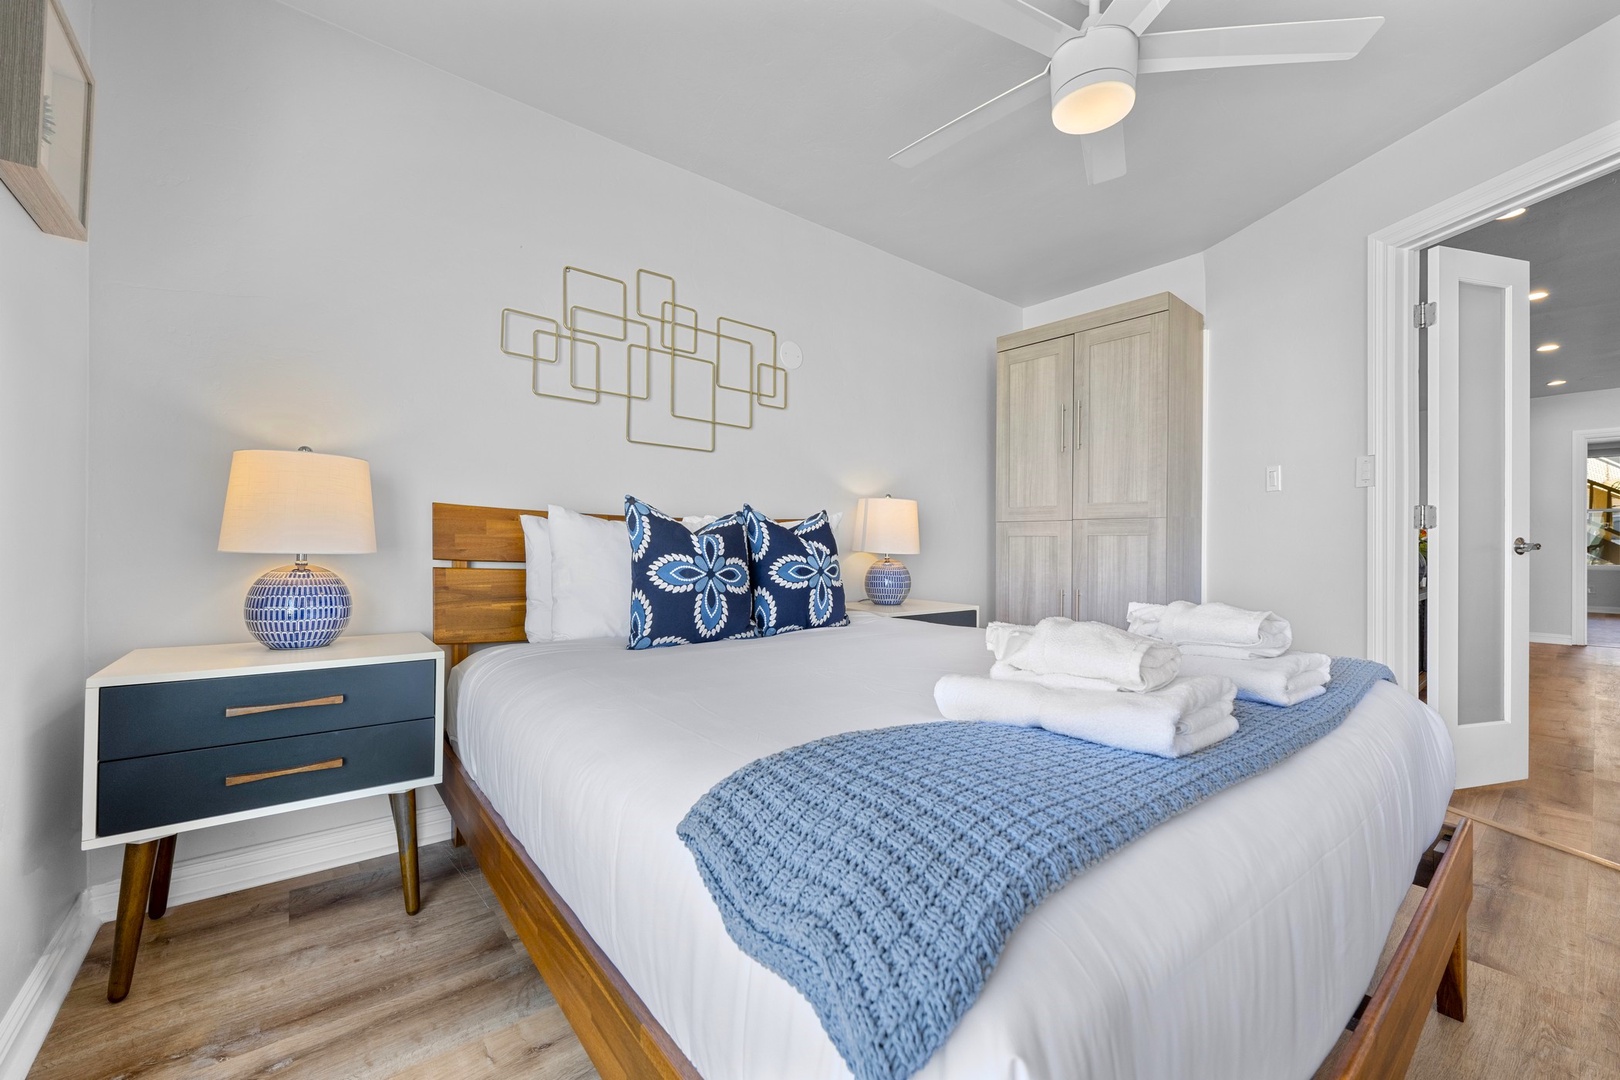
1077;401;1084;448
1060;405;1067;453
1057;589;1066;618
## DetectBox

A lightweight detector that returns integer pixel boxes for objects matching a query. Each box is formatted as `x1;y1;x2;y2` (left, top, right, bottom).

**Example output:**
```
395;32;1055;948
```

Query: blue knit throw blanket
677;657;1394;1080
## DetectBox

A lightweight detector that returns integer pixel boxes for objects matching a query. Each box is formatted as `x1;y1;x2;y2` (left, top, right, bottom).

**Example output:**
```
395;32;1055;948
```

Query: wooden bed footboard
438;741;700;1080
1320;817;1473;1079
441;733;1471;1080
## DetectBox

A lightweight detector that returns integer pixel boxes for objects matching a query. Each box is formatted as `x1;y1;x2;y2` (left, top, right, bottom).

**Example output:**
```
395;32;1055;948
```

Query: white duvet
450;613;1453;1080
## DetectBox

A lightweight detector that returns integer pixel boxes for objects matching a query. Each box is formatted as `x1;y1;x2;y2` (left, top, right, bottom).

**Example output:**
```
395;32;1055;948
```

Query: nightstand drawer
97;717;434;836
99;660;435;761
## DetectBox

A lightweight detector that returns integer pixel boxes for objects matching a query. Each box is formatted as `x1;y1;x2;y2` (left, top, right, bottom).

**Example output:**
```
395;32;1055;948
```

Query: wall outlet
1355;455;1376;488
1266;465;1282;492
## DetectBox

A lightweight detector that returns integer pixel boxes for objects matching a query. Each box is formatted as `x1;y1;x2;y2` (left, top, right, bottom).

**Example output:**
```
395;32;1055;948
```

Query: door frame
1570;426;1620;646
1365;120;1620;689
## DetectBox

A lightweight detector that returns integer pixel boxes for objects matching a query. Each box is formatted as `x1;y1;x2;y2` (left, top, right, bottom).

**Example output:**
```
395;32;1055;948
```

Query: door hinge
1413;504;1436;529
1413;301;1437;329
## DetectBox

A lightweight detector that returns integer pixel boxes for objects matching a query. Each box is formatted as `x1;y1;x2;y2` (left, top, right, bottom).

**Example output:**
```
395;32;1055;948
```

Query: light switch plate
1266;465;1283;492
1355;455;1376;487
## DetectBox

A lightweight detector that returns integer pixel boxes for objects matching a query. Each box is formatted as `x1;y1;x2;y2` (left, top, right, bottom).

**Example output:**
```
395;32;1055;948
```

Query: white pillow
519;514;553;642
547;504;632;641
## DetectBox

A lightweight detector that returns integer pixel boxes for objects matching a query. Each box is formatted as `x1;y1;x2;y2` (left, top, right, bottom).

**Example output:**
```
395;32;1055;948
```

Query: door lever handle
1513;537;1541;555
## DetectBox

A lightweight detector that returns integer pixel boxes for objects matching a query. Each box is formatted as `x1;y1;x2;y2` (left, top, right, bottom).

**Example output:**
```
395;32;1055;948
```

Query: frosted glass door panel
1455;282;1507;726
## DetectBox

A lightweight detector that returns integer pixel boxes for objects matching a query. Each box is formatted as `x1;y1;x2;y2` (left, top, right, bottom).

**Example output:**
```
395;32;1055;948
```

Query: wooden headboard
431;502;617;666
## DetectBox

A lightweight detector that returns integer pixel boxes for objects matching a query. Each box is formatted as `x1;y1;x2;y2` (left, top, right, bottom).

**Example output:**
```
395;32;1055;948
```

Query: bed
431;502;1472;1080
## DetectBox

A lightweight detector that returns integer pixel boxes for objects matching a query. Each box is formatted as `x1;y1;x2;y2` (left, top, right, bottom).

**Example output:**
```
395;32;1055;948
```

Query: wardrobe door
1074;313;1168;519
996;337;1074;521
996;520;1073;624
1073;518;1166;628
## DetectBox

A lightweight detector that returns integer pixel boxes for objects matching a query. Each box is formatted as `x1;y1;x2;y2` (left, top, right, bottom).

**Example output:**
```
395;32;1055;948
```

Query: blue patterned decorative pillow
625;497;754;649
741;505;848;635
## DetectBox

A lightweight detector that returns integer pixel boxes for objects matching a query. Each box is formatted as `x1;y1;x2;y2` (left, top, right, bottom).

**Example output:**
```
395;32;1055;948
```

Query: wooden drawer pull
225;757;345;787
224;694;345;718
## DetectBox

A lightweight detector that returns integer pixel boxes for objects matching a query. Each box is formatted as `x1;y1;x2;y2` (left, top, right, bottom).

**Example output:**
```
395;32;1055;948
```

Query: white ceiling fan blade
1137;17;1385;74
925;0;1079;58
891;68;1049;168
1081;124;1127;185
1097;0;1174;36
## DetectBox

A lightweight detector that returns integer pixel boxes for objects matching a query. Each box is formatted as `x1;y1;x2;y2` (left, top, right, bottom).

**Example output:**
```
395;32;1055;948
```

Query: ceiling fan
892;0;1385;183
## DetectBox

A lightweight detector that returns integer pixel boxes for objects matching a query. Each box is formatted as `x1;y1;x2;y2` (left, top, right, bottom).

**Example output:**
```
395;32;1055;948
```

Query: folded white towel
1176;652;1332;706
990;660;1126;693
934;674;1237;758
998;617;1181;693
1128;601;1293;659
985;621;1036;662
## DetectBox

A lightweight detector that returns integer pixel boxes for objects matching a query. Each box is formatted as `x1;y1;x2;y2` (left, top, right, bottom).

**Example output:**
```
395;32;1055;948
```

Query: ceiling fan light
1052;76;1136;135
1050;25;1139;135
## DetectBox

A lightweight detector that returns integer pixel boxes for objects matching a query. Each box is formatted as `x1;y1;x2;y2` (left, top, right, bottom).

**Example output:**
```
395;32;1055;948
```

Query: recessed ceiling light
1548;379;1567;387
1528;288;1550;301
1496;207;1527;220
1537;343;1561;353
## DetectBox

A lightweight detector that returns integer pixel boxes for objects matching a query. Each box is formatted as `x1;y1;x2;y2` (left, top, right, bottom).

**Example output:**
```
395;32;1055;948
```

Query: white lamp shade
218;449;377;555
853;497;920;556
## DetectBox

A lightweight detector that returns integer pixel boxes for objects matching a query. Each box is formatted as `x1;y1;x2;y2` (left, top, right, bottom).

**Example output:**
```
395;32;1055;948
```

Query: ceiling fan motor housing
1050;24;1139;134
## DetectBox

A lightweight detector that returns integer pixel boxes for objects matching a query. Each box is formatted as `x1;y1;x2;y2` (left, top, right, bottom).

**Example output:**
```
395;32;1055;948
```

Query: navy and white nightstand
82;632;444;1002
854;598;980;628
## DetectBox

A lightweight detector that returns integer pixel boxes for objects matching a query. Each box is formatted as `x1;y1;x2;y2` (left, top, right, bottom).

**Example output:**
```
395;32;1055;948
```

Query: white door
1425;245;1532;789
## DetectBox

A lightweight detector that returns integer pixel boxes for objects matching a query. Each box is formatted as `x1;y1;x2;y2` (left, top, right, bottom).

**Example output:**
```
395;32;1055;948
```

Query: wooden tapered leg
1437;921;1468;1021
452;827;465;848
147;835;178;919
389;789;420;916
108;840;160;1002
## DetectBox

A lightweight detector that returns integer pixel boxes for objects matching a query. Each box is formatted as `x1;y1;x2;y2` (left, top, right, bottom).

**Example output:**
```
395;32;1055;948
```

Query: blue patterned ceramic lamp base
245;563;352;649
864;558;912;606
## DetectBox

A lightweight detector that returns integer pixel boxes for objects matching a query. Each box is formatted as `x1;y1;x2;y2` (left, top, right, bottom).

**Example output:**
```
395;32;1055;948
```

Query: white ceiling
280;0;1619;305
1446;169;1620;399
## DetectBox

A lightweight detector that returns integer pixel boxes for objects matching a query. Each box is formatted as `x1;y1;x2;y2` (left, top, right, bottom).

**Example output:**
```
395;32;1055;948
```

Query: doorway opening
1407;165;1620;865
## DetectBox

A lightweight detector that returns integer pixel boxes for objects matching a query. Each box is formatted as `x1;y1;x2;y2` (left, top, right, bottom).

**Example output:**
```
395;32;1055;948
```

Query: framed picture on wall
0;0;94;240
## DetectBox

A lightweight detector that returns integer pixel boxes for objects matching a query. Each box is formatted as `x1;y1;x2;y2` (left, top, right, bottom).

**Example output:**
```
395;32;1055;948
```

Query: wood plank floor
1450;642;1620;865
1589;614;1620;649
30;841;596;1079
32;642;1620;1077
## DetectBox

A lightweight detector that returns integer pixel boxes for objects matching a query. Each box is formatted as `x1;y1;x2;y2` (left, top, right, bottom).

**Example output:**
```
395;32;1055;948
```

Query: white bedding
450;613;1453;1080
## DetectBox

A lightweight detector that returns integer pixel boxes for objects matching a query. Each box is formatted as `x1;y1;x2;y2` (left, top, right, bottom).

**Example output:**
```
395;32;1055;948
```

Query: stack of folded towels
935;617;1238;758
1127;600;1332;706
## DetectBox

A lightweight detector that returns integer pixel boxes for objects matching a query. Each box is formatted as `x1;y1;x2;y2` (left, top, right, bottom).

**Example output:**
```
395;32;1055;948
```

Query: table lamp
218;447;376;649
853;495;920;605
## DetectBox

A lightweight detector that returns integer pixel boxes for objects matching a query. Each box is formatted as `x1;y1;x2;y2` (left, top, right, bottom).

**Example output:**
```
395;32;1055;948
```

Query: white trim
1365;120;1620;684
87;801;452;922
1586;606;1620;616
1570;426;1620;646
1201;327;1211;601
1529;632;1575;646
0;896;99;1080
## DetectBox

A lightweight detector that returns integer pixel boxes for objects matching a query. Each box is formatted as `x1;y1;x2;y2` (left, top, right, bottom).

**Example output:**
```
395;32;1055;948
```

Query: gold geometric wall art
499;266;788;452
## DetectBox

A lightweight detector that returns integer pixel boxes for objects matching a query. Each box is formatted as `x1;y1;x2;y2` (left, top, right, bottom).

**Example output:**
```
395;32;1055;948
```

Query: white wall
1022;253;1205;327
1527;388;1620;636
0;0;91;1038
83;0;1019;886
1199;14;1620;655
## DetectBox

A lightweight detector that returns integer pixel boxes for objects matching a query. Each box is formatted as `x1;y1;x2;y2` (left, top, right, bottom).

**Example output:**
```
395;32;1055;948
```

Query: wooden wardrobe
994;292;1203;627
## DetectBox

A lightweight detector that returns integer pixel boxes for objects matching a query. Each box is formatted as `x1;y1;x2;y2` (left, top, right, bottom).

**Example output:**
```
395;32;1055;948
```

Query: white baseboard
1586;606;1620;615
1529;632;1575;645
87;802;453;922
0;895;100;1080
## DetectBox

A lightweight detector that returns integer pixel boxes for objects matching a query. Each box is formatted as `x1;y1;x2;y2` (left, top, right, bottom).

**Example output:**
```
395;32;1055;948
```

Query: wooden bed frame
430;500;1472;1080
